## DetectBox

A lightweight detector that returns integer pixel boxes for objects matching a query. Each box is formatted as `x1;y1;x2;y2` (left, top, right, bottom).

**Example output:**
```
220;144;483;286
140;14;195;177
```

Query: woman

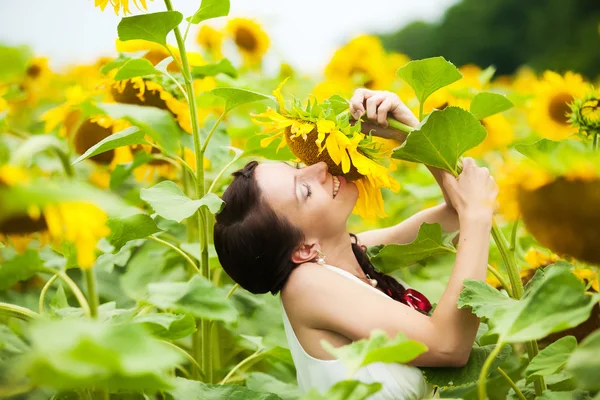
214;89;499;399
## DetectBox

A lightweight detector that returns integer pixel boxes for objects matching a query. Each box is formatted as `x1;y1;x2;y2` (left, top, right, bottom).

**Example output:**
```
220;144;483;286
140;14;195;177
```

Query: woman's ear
291;242;320;265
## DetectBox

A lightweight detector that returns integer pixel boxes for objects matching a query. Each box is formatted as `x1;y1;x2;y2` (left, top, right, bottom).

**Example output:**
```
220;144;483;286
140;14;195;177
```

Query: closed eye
303;183;312;198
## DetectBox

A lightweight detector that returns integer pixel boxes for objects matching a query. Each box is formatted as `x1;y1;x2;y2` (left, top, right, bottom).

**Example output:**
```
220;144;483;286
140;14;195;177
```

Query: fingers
349;88;373;120
366;93;386;121
377;98;394;127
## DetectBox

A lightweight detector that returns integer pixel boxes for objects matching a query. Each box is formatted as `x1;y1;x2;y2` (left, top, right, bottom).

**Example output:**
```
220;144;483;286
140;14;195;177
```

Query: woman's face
254;161;358;239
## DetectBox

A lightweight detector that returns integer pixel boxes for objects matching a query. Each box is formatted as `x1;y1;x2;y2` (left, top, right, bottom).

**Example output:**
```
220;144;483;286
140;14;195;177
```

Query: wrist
459;210;493;229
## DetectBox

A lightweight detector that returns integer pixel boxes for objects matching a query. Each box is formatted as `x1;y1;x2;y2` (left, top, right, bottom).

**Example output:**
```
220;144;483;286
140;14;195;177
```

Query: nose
304;161;328;184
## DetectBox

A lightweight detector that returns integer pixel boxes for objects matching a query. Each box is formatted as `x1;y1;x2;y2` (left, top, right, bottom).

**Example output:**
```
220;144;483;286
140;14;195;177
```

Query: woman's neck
319;232;364;278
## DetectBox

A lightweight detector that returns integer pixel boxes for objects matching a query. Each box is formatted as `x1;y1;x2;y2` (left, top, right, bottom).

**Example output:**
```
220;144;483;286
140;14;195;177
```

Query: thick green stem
497;367;526;400
509;218;519;253
84;268;99;319
487;264;513;297
387;117;413;134
478;343;502;400
0;302;38;321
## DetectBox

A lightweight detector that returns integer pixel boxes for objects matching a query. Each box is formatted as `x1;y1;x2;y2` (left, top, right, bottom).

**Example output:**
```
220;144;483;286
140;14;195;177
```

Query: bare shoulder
281;262;331;301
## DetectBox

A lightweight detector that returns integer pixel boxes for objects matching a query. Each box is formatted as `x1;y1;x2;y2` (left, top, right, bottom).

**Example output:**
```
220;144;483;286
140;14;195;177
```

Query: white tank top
281;263;434;400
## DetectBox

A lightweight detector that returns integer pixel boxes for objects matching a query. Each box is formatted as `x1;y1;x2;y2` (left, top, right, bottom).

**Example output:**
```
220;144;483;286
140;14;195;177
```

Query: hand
349;88;419;129
441;158;499;222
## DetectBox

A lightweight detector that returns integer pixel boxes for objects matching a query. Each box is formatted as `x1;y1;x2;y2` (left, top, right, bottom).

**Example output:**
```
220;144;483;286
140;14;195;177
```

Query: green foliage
321;330;427;377
212;87;274;112
299;380;382;400
0;45;31;81
140;180;224;222
470;92;514;120
421;344;512;388
396;56;463;107
187;0;231;24
72;126;144;165
118;11;183;46
369;223;456;273
526;336;577;384
114;58;160;81
392;107;487;175
167;377;280;399
566;329;600;391
132;312;197;340
145;275;238;322
191;58;238;79
458;264;600;342
20;319;182;391
0;250;45;290
106;214;161;251
246;372;302;400
10;135;68;166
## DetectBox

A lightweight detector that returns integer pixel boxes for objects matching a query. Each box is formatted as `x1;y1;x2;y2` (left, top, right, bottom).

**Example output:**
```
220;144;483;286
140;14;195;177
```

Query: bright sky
0;0;458;74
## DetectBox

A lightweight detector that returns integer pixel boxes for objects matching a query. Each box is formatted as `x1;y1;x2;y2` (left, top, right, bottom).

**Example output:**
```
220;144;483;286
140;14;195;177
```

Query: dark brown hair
214;161;413;303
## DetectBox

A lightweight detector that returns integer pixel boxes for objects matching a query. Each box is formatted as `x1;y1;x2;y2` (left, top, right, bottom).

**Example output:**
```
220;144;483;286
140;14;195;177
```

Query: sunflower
111;76;192;133
497;144;600;264
252;80;400;219
94;0;148;15
569;91;600;136
467;113;514;157
528;71;589;140
74;116;135;167
196;25;224;60
226;18;270;66
42;85;89;136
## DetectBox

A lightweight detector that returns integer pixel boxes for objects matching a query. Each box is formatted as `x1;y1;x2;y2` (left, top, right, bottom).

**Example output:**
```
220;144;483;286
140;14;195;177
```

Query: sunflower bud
568;92;600;135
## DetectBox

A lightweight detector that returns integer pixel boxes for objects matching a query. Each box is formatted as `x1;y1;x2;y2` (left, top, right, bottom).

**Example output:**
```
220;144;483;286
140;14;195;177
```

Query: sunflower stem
41;267;91;317
477;341;503;400
148;235;200;275
201;112;226;154
164;0;213;383
84;268;99;319
497;367;527;400
39;273;60;314
386;117;414;135
0;302;39;321
593;131;599;152
487;264;513;297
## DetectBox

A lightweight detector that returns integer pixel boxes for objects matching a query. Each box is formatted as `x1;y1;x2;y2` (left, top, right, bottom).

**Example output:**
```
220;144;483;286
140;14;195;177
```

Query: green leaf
99;102;181;156
106;214;161;251
0;250;44;290
392;107;487;175
71;126;144;165
191;58;237;79
470;92;514;120
187;0;230;24
22;319;181;391
145;275;238;323
321;330;427;377
299;380;382;400
114;58;160;81
167;377;280;399
396;56;463;107
49;284;69;311
526;336;577;384
536;390;592;400
120;243;169;300
514;138;563;160
421;344;512;388
566;329;600;390
212;87;274;112
11;135;68;166
140;180;225;223
0;45;31;81
246;372;302;400
458;264;600;343
118;11;183;46
369;223;455;273
133;313;196;340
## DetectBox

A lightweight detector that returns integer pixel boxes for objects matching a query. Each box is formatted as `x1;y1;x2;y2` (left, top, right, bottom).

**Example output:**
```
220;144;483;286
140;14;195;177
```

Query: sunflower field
1;1;599;399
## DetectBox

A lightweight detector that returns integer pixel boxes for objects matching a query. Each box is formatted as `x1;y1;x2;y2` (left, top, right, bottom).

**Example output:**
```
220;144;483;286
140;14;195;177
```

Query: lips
332;175;344;199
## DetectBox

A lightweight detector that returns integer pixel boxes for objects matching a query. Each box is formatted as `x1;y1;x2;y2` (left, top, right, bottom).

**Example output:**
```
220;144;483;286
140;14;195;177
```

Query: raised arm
284;158;498;366
348;88;459;246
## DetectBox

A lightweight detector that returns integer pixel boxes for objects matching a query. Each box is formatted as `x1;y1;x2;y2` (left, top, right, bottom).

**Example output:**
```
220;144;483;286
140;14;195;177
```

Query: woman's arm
284;159;498;366
349;89;459;246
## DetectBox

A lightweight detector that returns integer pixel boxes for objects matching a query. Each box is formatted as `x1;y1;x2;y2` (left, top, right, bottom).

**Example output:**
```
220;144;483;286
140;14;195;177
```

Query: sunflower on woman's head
252;80;400;219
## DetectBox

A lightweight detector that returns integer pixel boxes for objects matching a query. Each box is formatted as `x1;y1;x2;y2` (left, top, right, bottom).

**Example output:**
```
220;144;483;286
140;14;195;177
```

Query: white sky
0;0;458;74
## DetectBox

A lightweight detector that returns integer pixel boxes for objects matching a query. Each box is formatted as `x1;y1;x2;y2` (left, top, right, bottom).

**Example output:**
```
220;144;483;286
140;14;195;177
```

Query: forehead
255;163;296;212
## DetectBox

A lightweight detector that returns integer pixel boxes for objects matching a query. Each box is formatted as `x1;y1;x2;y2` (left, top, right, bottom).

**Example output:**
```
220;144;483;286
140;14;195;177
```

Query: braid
349;233;407;302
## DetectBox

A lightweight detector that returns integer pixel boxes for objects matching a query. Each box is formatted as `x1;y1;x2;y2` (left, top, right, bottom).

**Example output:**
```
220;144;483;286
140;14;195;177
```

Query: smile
333;176;341;198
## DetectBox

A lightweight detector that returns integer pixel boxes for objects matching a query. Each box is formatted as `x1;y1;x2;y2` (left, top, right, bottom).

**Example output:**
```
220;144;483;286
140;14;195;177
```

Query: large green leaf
187;0;230;24
299;380;382;400
321;330;427;377
526;336;577;384
191;58;237;79
566;329;600;391
212;87;274;112
106;214;161;251
140;180;224;222
0;250;45;290
120;242;170;300
246;372;302;400
391;107;487;175
72;126;144;165
369;223;456;273
458;264;600;343
470;92;514;120
396;56;462;108
167;377;280;399
99;103;180;156
133;312;196;340
118;11;183;46
145;275;238;323
421;344;512;388
114;58;160;81
21;319;181;391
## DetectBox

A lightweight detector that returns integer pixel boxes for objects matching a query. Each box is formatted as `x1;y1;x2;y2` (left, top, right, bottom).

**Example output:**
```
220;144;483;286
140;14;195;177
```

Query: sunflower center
74;119;115;164
548;93;574;125
26;64;42;79
350;67;375;89
235;27;258;52
0;214;47;235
